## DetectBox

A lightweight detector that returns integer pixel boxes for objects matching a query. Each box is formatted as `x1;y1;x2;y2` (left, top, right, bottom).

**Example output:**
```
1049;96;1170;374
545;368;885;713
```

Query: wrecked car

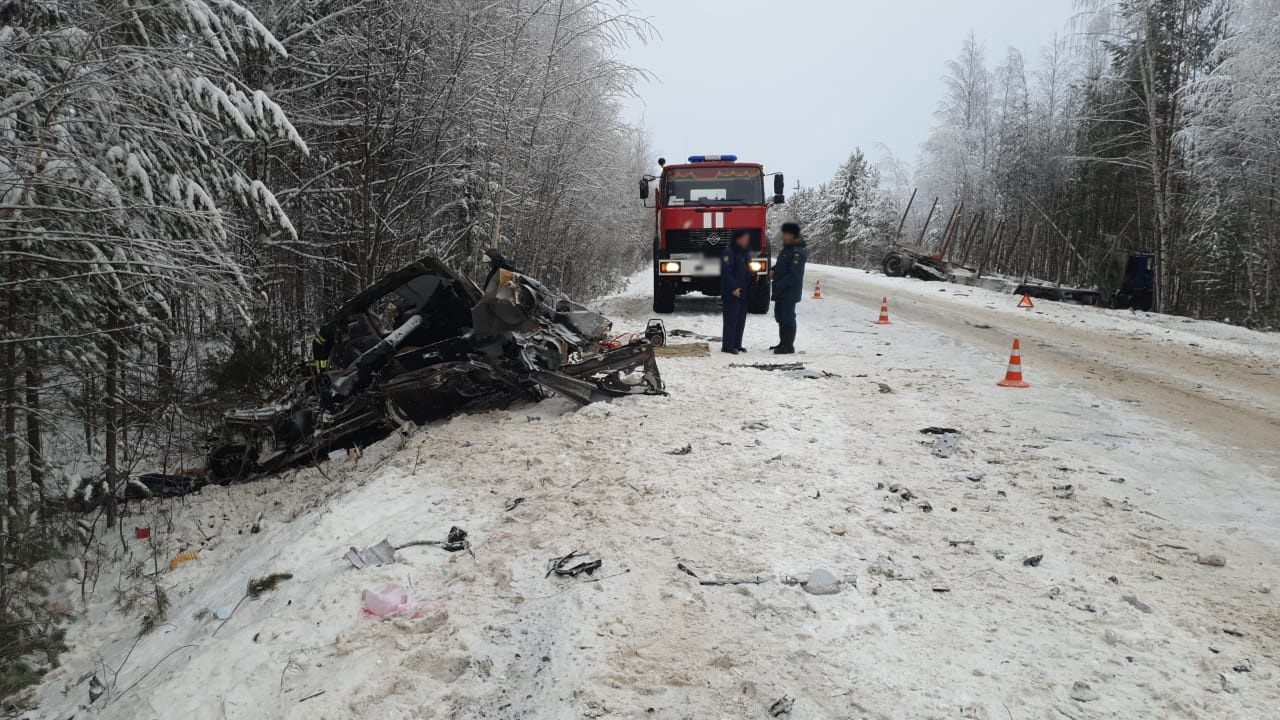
208;254;664;480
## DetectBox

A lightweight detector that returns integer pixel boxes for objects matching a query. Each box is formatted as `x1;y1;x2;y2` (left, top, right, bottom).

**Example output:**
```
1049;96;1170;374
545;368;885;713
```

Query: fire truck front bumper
659;255;719;278
659;255;769;278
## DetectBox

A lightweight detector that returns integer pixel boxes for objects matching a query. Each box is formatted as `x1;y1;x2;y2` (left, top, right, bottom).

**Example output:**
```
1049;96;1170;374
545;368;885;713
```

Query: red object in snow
135;527;151;540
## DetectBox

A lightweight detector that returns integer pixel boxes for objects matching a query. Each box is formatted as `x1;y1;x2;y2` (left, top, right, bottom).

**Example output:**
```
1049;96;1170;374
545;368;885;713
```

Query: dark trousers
774;300;797;332
722;294;748;351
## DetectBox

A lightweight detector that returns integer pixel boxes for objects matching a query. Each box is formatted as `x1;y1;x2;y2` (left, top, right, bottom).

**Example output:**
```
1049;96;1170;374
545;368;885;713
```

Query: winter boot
773;328;796;355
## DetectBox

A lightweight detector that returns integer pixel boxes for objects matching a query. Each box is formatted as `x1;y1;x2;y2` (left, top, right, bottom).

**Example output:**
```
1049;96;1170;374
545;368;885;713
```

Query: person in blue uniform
720;229;753;354
770;221;808;354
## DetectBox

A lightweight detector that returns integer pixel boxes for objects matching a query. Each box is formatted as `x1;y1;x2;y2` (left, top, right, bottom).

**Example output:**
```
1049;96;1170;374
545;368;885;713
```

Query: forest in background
791;0;1280;328
1;0;650;707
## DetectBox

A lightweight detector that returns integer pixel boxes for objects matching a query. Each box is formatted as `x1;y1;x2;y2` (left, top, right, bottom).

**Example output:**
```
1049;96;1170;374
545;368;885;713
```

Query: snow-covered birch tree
1182;0;1280;322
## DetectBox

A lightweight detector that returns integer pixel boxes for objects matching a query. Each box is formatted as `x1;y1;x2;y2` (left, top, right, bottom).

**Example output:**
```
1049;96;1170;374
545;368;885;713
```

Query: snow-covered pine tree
1;0;304;705
803;150;897;268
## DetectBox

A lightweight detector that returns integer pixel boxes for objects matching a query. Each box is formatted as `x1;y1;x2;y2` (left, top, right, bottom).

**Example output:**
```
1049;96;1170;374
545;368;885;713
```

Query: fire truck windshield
663;167;764;206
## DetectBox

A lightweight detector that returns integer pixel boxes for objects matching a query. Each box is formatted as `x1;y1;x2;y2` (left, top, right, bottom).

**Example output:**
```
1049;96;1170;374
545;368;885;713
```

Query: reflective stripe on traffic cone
812;280;825;300
874;297;892;325
997;338;1030;388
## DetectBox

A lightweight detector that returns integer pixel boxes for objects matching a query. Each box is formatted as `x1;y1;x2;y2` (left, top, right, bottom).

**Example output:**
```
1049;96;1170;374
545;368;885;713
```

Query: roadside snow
31;269;1280;720
827;265;1280;363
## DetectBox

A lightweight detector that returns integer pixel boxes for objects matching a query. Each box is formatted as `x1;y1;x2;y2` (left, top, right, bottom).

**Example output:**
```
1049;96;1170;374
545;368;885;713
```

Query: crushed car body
208;254;664;481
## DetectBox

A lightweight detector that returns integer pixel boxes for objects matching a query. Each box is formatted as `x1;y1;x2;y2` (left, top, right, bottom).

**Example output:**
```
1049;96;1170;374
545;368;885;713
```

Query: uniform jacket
772;241;808;304
720;244;751;299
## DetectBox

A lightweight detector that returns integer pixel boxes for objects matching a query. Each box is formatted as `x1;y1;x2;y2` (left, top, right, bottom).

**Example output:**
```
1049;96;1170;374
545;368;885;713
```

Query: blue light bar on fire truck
687;154;738;163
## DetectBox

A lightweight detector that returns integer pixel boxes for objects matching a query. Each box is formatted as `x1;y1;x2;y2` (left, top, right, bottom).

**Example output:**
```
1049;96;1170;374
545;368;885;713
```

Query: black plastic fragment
547;550;602;578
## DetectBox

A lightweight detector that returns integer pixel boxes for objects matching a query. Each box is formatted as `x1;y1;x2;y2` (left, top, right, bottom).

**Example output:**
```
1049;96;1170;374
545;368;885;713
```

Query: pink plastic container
361;583;423;619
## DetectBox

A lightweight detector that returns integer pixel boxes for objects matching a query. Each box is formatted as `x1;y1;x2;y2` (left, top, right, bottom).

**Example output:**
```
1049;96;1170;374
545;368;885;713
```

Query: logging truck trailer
1012;280;1102;306
880;243;966;281
1007;253;1155;308
880;188;1154;311
639;154;786;314
882;243;1103;304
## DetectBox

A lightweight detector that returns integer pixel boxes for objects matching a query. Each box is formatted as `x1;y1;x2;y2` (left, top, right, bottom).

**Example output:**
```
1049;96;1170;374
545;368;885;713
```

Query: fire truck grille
665;229;761;255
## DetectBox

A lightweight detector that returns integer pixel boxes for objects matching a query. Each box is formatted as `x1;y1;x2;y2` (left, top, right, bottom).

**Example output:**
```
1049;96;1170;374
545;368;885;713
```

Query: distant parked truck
1113;253;1155;311
640;154;785;314
1015;252;1155;309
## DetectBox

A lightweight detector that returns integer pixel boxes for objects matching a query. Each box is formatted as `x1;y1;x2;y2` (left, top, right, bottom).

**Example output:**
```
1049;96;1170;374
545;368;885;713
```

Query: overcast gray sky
618;0;1077;187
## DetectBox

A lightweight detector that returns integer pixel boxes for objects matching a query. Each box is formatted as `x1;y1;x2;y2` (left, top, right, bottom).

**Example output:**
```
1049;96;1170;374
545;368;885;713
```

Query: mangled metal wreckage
208;255;664;480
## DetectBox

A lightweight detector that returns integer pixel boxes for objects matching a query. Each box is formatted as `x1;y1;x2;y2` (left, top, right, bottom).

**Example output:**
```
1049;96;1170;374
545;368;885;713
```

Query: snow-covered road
35;267;1280;720
810;266;1280;459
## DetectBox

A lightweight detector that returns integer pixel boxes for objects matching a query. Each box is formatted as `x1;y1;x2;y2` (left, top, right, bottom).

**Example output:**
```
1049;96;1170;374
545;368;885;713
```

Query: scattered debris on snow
768;695;795;716
867;555;901;579
932;433;960;458
361;582;426;620
546;551;603;579
731;362;806;372
1069;680;1100;702
1122;595;1154;614
669;328;721;341
800;568;841;595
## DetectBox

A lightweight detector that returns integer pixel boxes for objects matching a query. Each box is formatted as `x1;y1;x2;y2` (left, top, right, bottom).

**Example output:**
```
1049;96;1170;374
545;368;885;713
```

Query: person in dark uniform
720;229;753;354
770;221;808;354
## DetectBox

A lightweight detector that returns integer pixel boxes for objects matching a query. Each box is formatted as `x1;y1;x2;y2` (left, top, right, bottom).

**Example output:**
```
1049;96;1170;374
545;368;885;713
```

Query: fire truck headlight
748;261;766;273
660;261;681;273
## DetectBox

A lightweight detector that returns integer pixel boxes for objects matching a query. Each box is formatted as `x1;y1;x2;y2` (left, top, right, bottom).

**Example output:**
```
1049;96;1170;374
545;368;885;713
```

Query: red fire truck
640;154;785;314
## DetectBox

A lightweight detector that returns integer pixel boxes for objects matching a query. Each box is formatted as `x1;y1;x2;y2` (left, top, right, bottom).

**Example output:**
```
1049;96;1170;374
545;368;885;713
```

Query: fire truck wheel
748;280;770;314
881;252;909;277
653;280;676;314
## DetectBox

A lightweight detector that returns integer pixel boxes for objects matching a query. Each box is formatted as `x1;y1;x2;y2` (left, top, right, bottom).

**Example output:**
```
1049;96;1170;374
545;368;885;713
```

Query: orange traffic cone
812;280;825;300
874;297;892;325
997;338;1030;388
1017;293;1034;308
